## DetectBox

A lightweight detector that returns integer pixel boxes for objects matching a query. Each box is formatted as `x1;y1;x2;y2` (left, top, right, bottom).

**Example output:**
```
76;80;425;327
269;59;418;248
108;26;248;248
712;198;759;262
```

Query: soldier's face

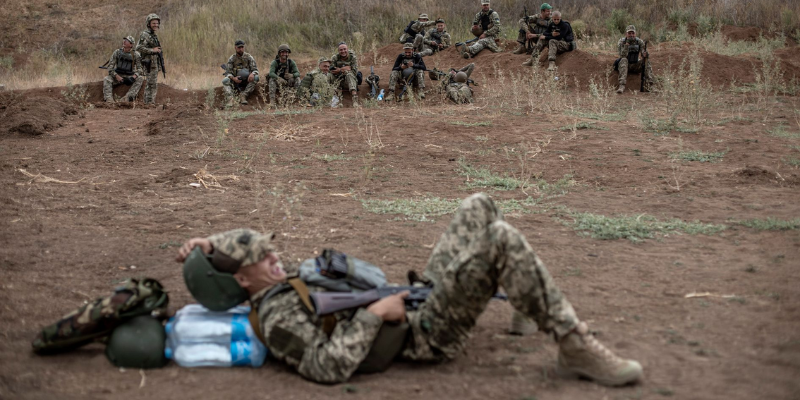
150;19;160;31
320;62;330;73
419;18;428;23
627;31;636;39
437;23;445;32
236;45;244;56
123;40;133;52
552;16;561;24
482;4;490;12
404;48;413;57
279;50;289;61
233;252;287;294
338;45;348;57
541;9;551;18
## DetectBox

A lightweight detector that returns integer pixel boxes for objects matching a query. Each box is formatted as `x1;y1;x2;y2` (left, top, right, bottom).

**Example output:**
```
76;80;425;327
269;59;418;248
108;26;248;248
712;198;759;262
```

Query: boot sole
555;362;643;387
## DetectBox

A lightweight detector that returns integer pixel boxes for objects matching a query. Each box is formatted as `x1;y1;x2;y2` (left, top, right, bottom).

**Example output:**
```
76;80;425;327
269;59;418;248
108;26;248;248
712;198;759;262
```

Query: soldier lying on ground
385;43;427;101
524;10;575;71
222;40;259;106
268;44;300;106
459;0;502;59
297;57;336;107
515;3;552;56
175;193;644;386
102;36;144;103
615;25;654;94
414;19;451;57
400;13;436;44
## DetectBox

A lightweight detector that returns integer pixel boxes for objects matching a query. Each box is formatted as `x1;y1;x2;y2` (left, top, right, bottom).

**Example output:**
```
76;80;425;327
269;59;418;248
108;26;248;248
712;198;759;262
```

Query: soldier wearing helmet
102;36;145;103
223;40;259;106
268;44;300;106
385;42;427;101
459;0;502;59
399;13;436;44
447;71;474;104
175;194;644;386
136;13;164;104
614;25;654;93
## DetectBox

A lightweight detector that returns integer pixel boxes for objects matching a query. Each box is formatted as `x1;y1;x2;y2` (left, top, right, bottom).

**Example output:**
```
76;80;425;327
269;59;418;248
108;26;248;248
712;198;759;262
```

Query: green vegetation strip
360;197;540;222
569;212;727;243
670;150;727;162
737;218;800;231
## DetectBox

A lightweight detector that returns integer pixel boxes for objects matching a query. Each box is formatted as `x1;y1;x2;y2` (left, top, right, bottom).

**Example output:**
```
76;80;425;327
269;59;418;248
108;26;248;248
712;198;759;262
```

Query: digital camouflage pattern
257;193;579;383
388;70;425;92
617;36;654;86
32;278;168;354
102;48;145;102
268;57;301;103
446;82;472;103
464;9;502;57
416;28;452;57
399;20;437;43
206;228;276;269
136;14;162;104
535;38;571;61
516;15;551;48
223;52;259;101
297;67;336;105
330;50;359;92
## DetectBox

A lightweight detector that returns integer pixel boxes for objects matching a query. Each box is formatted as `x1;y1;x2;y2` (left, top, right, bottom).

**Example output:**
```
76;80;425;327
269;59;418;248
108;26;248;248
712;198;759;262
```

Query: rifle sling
288;277;337;336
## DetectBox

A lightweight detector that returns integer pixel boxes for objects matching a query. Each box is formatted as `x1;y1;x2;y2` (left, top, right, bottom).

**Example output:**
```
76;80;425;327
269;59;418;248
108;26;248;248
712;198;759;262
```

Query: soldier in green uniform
268;44;300;106
297;57;336;107
136;13;164;104
516;3;553;57
415;19;451;57
177;193;644;386
330;42;359;101
222;40;259;105
102;36;144;103
615;25;654;94
459;0;502;59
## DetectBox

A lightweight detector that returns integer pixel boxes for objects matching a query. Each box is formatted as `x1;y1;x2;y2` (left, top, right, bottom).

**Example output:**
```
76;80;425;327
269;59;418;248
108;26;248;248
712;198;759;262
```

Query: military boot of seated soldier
509;310;537;335
512;43;527;54
616;84;625;94
522;51;538;67
556;321;643;387
384;90;394;102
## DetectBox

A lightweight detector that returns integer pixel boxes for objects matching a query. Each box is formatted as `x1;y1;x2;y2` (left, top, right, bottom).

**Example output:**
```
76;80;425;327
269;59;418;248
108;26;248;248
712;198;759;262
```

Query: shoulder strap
248;307;267;345
287;278;337;336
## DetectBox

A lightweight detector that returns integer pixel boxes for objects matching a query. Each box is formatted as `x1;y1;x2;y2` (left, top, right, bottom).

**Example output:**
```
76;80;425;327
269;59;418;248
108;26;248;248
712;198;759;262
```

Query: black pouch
356;322;410;373
614;58;622;71
357;71;363;86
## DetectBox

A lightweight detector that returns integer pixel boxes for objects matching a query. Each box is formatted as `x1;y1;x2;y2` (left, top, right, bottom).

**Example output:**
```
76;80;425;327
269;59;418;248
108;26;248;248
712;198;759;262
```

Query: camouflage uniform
388;51;426;95
516;15;551;53
330;50;359;93
463;9;501;57
257;193;579;383
268;57;300;104
102;44;145;102
297;62;336;106
446;81;473;104
617;36;653;88
400;19;437;44
136;14;163;104
223;52;259;104
415;28;451;57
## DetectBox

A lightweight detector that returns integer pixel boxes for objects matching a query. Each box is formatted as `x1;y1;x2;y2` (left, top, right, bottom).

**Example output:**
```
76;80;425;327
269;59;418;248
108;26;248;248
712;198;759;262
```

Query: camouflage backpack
32;278;169;354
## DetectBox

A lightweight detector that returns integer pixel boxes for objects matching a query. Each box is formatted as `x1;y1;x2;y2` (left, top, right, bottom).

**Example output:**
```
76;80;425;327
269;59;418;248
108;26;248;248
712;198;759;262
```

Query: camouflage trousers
223;79;257;102
388;69;425;91
446;82;472;103
102;75;144;102
402;193;578;361
617;58;654;86
144;66;159;104
535;39;571;61
412;35;439;57
466;37;500;57
268;77;300;104
334;71;358;93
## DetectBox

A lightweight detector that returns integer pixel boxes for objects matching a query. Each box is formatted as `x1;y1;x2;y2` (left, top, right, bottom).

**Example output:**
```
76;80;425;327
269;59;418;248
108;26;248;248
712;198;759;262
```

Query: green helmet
105;316;168;369
183;246;249;311
454;71;468;83
146;13;160;28
278;44;291;54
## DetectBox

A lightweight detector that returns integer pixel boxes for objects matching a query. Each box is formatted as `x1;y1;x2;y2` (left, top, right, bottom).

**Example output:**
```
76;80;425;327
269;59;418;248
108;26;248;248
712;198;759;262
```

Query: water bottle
331;95;340;108
165;304;267;368
377;89;385;101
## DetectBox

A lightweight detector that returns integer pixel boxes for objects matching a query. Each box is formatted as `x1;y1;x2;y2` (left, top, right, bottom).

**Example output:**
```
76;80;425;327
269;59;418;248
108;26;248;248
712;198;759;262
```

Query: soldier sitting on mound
524;10;575;71
222;40;259;106
385;43;427;101
330;42;360;101
415;19;451;57
400;13;437;44
176;193;644;386
516;3;553;57
459;0;502;59
268;44;301;106
614;25;654;94
102;36;145;103
297;57;337;107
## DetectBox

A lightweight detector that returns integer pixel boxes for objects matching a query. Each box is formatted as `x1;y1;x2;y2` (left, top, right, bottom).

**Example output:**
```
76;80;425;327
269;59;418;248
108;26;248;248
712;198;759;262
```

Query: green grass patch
457;159;525;191
565;110;626;121
361;197;539;221
784;157;800;167
314;153;351;162
558;122;608;131
568;212;727;243
670;150;727;163
768;125;800;139
537;174;577;196
737;217;800;231
226;110;265;120
475;135;489;142
450;121;492;127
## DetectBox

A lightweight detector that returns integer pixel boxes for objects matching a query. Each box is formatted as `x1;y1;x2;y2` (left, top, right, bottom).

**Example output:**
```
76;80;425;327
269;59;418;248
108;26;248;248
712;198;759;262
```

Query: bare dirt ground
2;40;800;400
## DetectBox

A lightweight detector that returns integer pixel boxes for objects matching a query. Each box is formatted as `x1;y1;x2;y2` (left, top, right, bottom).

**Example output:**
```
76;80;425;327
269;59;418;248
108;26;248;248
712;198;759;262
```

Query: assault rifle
310;286;508;315
99;62;137;85
640;40;649;92
397;68;415;100
523;5;533;51
153;36;166;78
455;37;479;47
366;66;380;99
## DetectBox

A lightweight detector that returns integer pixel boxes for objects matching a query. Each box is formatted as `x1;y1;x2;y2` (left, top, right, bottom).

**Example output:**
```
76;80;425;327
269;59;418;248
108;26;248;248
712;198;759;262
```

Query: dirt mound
721;25;767;42
730;165;798;185
145;104;216;145
0;94;78;135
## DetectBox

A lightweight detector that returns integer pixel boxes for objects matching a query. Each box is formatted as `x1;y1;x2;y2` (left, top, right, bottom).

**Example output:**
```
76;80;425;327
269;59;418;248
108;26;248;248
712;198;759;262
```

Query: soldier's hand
248;73;255;83
232;76;242;84
278;77;288;85
152;47;162;53
479;33;487;39
282;73;292;80
340;66;351;72
115;75;123;83
366;291;409;322
553;31;560;37
176;238;213;262
526;32;535;40
642;50;648;58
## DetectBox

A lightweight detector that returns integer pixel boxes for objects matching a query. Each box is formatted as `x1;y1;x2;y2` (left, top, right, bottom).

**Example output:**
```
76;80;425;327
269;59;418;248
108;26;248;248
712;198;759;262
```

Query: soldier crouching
222;40;260;106
102;36;144;103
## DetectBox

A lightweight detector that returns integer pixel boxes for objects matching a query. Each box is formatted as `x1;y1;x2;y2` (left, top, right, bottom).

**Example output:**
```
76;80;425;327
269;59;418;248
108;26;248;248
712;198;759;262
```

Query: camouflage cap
626;25;636;33
436;18;445;24
541;3;553;10
123;36;135;44
318;57;331;64
481;0;490;4
403;42;414;49
206;228;276;273
235;39;245;46
419;13;429;20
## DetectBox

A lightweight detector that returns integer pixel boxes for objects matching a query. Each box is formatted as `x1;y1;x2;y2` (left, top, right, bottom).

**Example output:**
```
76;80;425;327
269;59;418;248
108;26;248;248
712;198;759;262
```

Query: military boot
384;90;394;102
509;311;537;335
557;322;643;386
547;61;556;71
512;43;527;54
616;84;625;94
458;45;470;59
522;51;539;67
240;94;248;105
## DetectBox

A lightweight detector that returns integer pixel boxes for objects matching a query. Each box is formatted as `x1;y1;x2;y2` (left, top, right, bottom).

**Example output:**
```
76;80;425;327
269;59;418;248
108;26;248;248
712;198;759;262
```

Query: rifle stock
455;37;479;47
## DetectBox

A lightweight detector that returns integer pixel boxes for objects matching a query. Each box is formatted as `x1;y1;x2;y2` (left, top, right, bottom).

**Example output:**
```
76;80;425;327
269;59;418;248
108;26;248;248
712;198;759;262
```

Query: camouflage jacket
618;37;646;59
330;50;359;75
107;48;143;77
136;30;162;71
473;10;501;38
423;28;451;50
226;52;259;79
400;20;437;41
268;58;299;80
255;285;383;383
522;15;551;35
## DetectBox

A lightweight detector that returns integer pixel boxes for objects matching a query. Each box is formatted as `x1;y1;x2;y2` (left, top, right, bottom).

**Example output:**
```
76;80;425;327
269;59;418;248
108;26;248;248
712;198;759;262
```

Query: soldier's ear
233;271;251;289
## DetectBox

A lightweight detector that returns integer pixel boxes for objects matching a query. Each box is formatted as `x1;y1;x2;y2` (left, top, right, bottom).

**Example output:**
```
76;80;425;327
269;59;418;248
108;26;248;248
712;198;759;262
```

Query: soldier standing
268;44;300;105
399;13;436;44
615;25;654;93
459;0;502;59
415;19;451;57
516;3;553;57
330;42;360;101
222;40;259;105
102;36;144;103
136;13;164;104
385;43;427;101
524;10;574;71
